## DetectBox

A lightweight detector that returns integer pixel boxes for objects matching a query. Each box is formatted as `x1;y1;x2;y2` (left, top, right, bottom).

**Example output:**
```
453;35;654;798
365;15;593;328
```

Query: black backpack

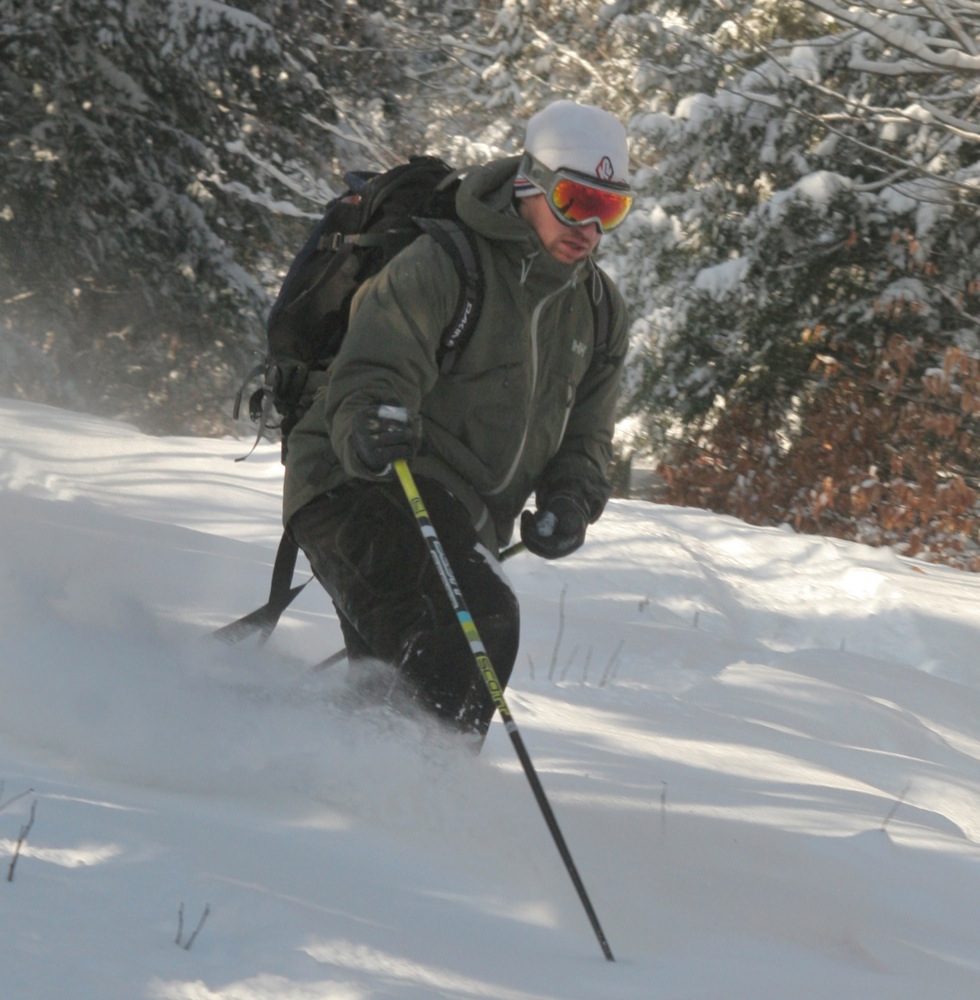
235;154;484;461
218;154;615;645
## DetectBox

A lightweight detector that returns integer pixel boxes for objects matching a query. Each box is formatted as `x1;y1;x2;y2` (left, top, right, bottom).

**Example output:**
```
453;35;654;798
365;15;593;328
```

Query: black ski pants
288;476;519;740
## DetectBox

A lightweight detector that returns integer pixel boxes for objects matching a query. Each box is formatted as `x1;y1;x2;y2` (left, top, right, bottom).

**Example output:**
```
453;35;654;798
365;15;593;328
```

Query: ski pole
393;459;615;962
312;541;526;673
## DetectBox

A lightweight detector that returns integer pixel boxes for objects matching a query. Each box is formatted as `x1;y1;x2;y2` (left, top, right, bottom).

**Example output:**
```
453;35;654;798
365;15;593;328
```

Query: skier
283;99;634;744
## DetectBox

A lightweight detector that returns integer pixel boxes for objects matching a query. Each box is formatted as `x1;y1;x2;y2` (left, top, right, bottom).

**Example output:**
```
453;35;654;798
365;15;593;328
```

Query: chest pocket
424;320;529;468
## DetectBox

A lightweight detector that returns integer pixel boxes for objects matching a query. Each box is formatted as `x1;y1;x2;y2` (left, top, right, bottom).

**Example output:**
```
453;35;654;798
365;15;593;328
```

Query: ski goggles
520;153;633;232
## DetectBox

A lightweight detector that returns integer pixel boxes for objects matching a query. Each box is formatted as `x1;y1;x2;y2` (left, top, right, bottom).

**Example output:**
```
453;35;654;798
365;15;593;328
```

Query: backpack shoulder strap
588;265;615;362
414;217;484;374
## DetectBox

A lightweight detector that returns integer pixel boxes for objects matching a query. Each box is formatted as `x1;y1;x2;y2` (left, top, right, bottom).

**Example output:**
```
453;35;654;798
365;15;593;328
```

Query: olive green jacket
282;156;629;554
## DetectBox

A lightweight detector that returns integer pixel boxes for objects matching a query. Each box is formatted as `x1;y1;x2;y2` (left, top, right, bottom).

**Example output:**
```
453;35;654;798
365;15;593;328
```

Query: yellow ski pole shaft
393;459;614;962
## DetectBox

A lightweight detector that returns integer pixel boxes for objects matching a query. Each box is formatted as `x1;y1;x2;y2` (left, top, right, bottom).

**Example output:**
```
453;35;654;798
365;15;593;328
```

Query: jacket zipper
487;274;579;497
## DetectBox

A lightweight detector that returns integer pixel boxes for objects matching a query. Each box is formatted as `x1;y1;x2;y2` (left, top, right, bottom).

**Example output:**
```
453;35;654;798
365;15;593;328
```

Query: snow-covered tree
0;0;444;431
601;0;980;565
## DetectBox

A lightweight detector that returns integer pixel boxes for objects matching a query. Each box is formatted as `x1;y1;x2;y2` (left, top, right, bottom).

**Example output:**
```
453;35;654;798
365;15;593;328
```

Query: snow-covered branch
802;0;980;71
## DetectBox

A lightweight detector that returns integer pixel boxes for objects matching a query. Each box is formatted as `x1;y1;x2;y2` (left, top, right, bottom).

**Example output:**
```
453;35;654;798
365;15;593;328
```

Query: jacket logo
572;339;588;357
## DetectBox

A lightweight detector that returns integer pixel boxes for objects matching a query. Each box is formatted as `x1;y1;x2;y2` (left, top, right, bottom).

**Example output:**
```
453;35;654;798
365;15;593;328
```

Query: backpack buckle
318;231;346;252
264;359;311;411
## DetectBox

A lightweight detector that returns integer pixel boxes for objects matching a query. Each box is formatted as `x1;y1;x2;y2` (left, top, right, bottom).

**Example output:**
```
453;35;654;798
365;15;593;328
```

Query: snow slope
1;397;979;999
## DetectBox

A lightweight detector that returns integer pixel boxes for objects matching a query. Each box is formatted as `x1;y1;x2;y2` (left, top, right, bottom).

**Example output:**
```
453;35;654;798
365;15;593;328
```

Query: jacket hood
456;155;589;283
455;156;525;240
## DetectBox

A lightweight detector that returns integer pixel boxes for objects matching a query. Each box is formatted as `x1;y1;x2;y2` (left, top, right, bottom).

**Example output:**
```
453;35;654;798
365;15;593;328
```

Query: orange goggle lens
549;177;633;232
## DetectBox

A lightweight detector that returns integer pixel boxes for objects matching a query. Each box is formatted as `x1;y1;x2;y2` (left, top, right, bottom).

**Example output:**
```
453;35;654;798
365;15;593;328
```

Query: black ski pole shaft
393;459;614;962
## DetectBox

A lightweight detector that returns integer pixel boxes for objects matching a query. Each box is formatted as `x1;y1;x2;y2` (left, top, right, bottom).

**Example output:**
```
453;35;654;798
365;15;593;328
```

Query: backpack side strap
210;531;309;643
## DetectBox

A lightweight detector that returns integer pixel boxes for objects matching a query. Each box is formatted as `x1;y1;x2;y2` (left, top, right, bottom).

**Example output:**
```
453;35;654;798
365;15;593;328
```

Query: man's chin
552;241;593;264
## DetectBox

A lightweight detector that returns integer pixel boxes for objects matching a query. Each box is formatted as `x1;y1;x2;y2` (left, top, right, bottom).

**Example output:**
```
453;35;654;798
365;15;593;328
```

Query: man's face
519;194;602;264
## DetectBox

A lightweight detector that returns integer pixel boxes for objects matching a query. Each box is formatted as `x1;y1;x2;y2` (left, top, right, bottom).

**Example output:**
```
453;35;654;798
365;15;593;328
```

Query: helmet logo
595;156;615;182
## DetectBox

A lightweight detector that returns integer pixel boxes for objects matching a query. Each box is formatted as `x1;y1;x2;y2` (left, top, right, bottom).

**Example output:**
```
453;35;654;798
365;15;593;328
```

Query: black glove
520;492;590;560
351;403;421;475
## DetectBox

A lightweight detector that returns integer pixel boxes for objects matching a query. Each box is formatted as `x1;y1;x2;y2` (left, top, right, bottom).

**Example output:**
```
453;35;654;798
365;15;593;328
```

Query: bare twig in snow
560;644;584;682
563;645;580;680
599;639;626;687
547;585;567;681
184;904;211;951
660;782;668;841
0;787;36;814
881;782;911;832
176;902;211;950
7;799;37;882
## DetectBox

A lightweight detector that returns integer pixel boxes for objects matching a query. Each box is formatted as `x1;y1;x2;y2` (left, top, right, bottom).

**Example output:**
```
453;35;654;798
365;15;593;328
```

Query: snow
2;396;980;999
785;45;822;85
674;93;717;131
765;170;854;220
693;256;750;299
